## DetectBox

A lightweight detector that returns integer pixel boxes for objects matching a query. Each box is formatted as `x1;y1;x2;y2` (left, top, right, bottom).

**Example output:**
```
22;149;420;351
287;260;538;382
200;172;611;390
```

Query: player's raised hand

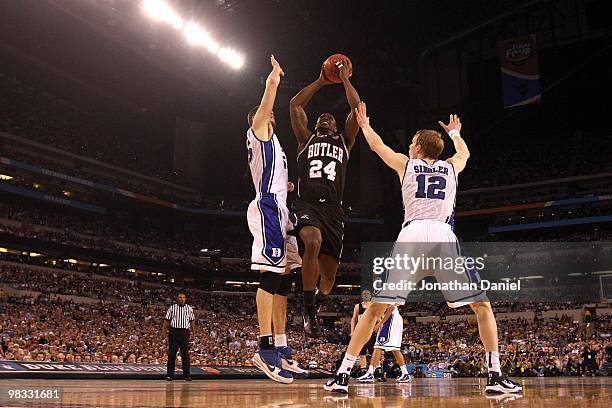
318;63;333;85
438;114;462;135
266;54;284;87
355;101;370;129
338;57;351;82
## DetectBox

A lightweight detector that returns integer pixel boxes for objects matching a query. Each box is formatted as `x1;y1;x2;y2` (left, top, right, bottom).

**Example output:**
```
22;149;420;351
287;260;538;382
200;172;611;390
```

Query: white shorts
374;312;403;351
372;219;488;308
247;196;302;273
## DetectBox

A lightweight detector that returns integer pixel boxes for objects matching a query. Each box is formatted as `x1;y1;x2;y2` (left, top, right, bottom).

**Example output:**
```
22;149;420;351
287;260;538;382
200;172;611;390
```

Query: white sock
337;353;357;375
274;334;287;347
400;365;408;376
486;351;501;374
367;365;374;374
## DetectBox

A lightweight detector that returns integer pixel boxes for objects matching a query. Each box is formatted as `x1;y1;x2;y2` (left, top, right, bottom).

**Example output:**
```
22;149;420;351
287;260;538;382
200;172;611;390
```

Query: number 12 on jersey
309;160;337;181
415;174;446;199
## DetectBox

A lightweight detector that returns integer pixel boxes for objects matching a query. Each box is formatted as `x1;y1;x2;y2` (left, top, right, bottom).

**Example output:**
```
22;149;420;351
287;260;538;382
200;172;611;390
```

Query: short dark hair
247;105;259;126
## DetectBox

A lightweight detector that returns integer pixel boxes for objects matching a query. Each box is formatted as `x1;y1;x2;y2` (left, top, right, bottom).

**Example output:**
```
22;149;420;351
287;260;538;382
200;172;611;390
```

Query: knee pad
276;274;293;296
259;272;282;295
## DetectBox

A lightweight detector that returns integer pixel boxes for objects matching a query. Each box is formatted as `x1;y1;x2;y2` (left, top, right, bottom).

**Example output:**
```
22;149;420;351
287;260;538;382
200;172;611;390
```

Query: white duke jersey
246;128;289;203
402;159;457;225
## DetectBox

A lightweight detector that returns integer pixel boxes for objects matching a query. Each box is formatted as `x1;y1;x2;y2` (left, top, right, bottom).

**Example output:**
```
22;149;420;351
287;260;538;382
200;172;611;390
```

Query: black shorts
291;199;344;261
360;332;377;356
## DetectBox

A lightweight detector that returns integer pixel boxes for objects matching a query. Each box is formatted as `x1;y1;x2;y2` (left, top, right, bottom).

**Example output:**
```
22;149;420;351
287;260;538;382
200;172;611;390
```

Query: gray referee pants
167;328;190;377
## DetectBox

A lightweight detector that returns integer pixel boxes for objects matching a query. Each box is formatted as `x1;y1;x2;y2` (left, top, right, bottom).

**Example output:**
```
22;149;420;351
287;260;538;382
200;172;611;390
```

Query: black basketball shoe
485;372;523;394
323;372;349;394
303;305;321;338
374;366;386;382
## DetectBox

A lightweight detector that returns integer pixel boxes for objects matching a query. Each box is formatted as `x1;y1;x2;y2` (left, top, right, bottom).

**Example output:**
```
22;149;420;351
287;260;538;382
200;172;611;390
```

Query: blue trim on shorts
376;314;394;345
257;194;285;265
260;139;274;193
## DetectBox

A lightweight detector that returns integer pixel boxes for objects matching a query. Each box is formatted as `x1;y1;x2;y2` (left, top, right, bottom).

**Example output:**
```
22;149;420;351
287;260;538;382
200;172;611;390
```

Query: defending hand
438;114;462;135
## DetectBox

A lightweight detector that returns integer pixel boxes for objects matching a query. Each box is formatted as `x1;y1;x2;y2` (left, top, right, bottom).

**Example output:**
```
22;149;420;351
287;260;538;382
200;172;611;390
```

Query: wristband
448;129;460;138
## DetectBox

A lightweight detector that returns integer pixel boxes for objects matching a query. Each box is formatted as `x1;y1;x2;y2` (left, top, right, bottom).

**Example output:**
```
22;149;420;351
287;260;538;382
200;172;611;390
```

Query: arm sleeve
165;306;172;321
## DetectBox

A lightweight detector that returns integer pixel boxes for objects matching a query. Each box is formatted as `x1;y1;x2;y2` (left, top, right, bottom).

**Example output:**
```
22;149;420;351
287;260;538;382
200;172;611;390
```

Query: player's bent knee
303;234;322;250
470;301;492;314
276;274;292;296
300;228;322;251
259;271;282;295
364;303;388;320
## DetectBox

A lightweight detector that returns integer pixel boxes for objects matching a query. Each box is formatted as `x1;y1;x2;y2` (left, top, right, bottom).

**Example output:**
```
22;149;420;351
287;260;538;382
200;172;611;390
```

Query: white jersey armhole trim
248;127;273;143
296;133;316;158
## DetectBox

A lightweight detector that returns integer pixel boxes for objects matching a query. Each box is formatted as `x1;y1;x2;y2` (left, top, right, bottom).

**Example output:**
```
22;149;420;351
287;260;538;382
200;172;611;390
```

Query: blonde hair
414;130;444;159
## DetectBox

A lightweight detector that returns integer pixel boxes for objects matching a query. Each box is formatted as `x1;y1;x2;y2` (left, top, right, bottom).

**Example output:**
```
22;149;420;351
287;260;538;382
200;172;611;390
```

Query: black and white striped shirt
165;304;195;330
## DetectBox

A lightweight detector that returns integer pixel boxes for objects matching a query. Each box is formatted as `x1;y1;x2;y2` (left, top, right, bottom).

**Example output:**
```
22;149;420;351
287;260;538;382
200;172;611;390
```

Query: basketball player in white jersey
246;55;306;383
357;305;412;383
324;102;522;394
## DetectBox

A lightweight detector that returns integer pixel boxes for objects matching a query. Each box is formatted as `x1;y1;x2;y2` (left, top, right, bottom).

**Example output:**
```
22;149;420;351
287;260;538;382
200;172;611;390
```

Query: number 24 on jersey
309;160;337;181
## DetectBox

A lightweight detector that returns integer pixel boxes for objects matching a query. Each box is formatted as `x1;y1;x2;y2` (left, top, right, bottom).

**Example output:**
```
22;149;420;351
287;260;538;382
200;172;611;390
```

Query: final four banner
500;35;541;107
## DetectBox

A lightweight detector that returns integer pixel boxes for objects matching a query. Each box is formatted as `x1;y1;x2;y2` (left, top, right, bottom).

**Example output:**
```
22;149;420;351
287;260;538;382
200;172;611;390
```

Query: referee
163;292;196;381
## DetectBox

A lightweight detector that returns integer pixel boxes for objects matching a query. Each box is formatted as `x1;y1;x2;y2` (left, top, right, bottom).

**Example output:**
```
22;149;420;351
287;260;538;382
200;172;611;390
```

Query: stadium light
143;0;183;30
184;22;219;53
143;0;245;69
218;47;244;69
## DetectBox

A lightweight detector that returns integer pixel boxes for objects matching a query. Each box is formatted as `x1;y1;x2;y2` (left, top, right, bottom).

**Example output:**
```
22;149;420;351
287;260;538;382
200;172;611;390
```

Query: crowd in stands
1;292;610;376
0;73;189;186
0;200;219;265
0;292;346;370
458;135;612;190
0;149;203;205
1;261;610;376
373;314;612;378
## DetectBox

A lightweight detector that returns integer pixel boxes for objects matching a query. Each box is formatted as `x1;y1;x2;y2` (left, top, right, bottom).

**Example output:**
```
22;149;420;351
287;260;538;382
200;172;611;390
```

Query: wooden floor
0;377;609;407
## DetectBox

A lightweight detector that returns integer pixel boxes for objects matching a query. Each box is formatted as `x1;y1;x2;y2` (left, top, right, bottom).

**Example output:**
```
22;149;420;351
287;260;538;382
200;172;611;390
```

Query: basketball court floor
0;378;609;407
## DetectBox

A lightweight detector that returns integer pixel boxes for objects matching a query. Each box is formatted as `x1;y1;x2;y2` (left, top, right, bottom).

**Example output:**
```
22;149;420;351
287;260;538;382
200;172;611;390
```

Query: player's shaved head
315;112;337;135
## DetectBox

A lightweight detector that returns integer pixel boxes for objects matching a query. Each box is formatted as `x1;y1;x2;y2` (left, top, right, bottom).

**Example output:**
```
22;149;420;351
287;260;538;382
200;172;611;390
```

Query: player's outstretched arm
355;102;408;178
439;114;470;174
289;65;332;148
251;55;284;142
338;59;361;151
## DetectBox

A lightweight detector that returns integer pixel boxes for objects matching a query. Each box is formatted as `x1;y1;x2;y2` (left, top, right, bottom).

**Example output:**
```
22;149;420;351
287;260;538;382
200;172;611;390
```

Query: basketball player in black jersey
289;59;361;337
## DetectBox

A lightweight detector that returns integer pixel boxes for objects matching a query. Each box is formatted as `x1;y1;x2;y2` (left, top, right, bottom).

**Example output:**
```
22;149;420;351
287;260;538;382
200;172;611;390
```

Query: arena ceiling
0;0;530;117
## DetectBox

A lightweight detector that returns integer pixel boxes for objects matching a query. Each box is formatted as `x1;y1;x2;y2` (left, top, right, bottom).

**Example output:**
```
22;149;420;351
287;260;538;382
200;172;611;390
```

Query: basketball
323;54;352;83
